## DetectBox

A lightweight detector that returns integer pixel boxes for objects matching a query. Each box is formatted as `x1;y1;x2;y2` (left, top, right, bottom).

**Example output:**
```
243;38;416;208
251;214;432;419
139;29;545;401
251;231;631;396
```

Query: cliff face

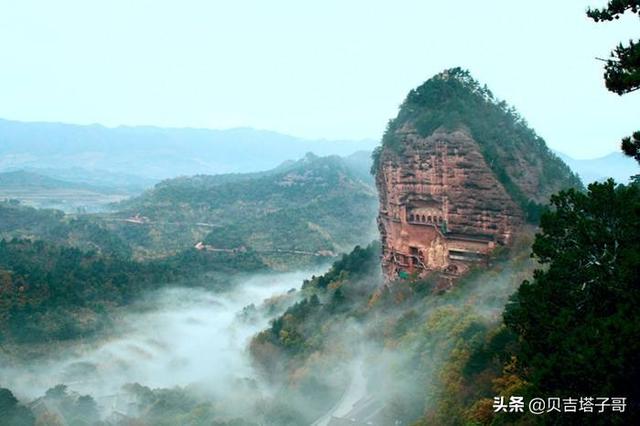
375;69;581;281
377;126;523;280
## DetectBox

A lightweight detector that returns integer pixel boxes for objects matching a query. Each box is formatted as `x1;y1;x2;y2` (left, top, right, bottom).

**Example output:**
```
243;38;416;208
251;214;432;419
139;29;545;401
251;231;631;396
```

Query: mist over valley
1;2;639;424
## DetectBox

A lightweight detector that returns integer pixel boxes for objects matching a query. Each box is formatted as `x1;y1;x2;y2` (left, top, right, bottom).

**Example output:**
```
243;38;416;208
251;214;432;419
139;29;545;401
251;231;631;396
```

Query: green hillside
113;153;379;268
0;201;131;258
250;179;640;424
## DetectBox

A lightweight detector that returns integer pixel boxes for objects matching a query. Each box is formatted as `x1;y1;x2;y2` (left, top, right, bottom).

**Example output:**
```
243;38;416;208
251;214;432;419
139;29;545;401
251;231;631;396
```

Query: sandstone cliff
374;68;581;281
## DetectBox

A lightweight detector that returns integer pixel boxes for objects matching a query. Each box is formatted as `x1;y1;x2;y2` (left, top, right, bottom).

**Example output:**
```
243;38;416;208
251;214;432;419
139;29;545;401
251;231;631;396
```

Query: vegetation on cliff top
373;68;583;220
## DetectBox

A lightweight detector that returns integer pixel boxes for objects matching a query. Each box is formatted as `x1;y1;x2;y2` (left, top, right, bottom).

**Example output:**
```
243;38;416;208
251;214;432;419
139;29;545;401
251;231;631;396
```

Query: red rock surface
376;126;524;280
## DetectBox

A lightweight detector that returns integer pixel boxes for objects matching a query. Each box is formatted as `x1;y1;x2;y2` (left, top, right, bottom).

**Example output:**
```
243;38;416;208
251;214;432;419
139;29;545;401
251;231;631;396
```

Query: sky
0;0;638;159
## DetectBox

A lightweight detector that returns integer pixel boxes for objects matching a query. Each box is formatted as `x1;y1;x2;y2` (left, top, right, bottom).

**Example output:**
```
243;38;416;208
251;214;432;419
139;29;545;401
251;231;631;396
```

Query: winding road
311;356;384;426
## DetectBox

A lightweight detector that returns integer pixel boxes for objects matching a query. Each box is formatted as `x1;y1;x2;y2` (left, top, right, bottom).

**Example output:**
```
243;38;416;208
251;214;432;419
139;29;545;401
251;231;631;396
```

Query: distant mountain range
0;170;111;192
1;117;636;194
0;118;377;180
553;150;639;185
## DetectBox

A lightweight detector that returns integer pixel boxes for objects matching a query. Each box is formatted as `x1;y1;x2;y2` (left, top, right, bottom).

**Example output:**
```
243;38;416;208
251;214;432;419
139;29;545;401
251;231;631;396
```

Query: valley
3;0;640;423
1;270;319;404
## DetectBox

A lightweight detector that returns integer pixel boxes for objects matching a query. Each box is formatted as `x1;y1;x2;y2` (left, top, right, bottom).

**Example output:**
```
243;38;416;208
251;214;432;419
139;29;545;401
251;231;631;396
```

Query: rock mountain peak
374;69;582;284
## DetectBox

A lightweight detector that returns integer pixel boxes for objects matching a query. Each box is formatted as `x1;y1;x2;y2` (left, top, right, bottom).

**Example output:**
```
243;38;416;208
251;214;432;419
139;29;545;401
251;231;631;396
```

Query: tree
621;130;640;163
0;388;35;426
75;395;99;420
44;384;68;399
503;180;640;422
587;1;640;163
0;388;19;419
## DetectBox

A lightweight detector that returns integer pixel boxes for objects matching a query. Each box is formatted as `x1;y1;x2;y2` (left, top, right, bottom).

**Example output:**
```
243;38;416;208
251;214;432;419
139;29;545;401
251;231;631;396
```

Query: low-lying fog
0;269;326;403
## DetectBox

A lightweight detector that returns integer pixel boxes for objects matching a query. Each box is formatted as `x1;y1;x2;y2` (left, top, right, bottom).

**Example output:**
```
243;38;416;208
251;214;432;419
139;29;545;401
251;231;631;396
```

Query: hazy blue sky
0;1;638;158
